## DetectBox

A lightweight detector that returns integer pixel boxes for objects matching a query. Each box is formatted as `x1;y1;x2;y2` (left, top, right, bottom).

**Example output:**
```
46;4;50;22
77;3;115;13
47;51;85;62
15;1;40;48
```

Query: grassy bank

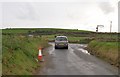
2;35;49;75
87;40;119;67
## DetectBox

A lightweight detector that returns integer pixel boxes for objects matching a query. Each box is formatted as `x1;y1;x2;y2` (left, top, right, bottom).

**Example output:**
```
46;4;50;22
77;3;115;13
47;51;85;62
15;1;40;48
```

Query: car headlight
65;43;68;45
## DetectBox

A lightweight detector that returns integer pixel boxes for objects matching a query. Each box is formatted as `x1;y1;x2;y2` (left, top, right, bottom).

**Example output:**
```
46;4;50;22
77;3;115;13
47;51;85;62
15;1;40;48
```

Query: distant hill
2;28;92;33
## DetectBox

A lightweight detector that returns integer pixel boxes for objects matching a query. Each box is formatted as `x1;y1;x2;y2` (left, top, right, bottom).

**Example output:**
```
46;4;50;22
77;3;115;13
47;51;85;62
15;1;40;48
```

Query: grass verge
2;35;49;75
87;40;119;67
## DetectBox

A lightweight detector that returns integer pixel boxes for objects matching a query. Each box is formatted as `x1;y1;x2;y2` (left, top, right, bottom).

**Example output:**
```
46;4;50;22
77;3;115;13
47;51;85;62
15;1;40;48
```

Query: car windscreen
55;37;67;41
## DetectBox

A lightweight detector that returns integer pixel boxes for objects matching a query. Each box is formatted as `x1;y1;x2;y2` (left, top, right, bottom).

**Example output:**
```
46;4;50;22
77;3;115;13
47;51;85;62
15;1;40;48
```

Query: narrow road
37;43;118;75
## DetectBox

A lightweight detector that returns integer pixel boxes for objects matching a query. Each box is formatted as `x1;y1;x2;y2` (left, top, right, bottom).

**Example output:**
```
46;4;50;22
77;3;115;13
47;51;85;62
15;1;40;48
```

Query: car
55;36;68;49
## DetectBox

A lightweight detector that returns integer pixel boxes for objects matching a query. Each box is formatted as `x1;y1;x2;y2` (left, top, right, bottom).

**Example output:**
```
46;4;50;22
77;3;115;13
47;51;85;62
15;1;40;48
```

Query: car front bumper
55;43;68;48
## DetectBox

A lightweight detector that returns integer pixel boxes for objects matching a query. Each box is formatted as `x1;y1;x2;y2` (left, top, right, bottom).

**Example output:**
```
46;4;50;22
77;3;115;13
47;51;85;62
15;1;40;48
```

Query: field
2;34;49;75
2;28;91;34
42;35;92;44
94;33;118;42
3;28;93;44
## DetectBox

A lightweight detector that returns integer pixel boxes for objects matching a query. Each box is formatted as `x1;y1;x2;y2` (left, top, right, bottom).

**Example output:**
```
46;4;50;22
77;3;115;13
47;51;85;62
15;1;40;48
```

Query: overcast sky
0;0;119;32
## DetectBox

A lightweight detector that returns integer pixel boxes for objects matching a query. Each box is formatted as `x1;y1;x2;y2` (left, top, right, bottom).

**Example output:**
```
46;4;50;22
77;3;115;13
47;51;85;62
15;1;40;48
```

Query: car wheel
55;46;58;49
65;46;68;49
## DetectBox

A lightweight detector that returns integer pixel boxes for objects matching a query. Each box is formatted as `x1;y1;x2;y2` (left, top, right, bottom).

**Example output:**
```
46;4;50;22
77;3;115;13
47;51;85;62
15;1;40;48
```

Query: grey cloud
17;3;39;20
98;2;114;14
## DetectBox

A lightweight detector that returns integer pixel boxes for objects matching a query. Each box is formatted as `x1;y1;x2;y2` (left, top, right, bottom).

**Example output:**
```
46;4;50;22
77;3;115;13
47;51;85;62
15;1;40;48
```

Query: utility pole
110;21;112;33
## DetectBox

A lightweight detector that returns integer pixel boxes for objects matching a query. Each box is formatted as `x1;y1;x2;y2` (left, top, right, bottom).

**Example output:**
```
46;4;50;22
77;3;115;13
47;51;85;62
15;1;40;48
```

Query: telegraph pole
110;21;112;33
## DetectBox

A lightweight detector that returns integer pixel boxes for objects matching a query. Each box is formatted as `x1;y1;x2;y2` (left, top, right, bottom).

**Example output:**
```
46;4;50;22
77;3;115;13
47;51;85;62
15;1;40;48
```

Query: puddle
79;44;88;48
78;48;90;55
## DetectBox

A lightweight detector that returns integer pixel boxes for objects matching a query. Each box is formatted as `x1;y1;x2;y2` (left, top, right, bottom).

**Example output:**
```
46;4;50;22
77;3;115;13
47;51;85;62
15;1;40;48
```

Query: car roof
56;36;67;38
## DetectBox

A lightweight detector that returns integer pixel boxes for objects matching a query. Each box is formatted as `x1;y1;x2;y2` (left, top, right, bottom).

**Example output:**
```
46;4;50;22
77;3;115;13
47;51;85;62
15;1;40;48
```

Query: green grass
88;40;119;67
95;33;118;42
42;35;55;41
67;36;92;44
2;35;49;75
68;36;87;41
2;28;89;33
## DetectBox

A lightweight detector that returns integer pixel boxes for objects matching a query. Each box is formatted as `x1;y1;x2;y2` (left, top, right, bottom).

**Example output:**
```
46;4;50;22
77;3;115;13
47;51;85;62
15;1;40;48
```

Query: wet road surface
37;43;118;75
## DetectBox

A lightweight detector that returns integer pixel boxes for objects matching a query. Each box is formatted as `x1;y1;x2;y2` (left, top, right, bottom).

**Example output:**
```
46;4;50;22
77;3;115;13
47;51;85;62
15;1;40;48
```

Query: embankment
2;35;49;75
87;40;119;67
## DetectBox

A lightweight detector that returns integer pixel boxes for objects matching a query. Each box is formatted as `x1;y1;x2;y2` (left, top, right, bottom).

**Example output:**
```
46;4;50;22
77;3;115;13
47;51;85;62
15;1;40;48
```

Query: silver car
55;36;68;49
